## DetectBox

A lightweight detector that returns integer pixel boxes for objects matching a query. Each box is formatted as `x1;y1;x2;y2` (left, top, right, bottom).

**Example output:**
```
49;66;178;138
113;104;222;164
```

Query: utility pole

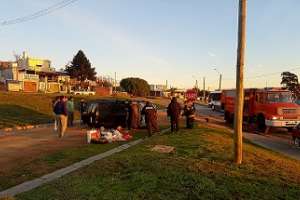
195;79;198;90
213;68;222;91
203;77;206;101
219;74;222;91
234;0;247;165
114;72;117;94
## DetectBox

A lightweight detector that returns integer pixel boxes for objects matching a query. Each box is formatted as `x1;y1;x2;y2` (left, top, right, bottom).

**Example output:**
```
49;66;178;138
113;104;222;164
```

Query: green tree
120;77;150;96
281;71;300;98
65;50;96;81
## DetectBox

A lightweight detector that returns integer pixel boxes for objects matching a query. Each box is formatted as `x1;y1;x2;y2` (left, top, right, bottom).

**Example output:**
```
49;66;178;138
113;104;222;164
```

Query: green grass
0;92;165;128
0;128;151;191
16;125;300;200
0;105;51;128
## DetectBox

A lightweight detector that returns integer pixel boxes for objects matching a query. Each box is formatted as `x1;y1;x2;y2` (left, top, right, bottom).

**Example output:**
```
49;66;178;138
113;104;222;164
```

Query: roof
0;61;12;70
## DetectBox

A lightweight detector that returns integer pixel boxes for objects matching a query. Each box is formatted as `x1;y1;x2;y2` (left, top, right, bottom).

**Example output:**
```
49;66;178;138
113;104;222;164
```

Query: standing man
141;101;159;136
54;96;68;138
52;96;60;131
183;100;196;129
67;97;74;127
129;101;140;129
80;99;87;125
167;97;182;132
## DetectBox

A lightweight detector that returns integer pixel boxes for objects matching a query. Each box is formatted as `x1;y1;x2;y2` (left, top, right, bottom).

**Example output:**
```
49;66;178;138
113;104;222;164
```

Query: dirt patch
151;145;175;153
0;126;87;174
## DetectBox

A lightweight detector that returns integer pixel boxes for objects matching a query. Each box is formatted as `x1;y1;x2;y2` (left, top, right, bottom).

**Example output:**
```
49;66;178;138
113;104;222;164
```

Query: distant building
0;52;70;93
149;84;167;97
17;51;54;72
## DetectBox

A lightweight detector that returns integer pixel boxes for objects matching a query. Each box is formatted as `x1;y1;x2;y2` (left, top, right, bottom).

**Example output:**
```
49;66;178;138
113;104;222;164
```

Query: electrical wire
0;0;80;26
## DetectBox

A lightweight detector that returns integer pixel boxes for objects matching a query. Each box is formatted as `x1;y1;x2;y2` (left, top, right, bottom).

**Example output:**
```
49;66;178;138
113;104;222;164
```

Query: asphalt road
194;104;300;161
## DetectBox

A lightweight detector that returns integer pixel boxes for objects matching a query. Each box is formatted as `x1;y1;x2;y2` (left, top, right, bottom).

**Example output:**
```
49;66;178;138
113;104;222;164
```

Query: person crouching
183;100;196;129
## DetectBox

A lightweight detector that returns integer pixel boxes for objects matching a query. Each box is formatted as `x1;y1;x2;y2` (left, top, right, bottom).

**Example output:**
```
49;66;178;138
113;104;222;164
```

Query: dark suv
82;99;130;128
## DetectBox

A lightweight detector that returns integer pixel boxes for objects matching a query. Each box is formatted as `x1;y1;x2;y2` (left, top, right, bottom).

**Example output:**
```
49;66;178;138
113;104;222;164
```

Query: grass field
0;128;153;192
0;92;168;128
16;125;300;200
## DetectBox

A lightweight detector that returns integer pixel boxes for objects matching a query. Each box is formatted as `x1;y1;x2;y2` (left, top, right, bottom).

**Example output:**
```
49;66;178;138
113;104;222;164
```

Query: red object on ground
122;134;133;141
90;130;100;141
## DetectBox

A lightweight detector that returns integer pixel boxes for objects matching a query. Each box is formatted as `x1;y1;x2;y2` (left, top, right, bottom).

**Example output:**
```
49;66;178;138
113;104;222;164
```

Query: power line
206;66;300;86
0;0;80;26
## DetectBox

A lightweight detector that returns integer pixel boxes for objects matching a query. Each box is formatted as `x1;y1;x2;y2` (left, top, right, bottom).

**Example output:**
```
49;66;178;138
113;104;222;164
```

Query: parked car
208;91;222;111
82;99;130;128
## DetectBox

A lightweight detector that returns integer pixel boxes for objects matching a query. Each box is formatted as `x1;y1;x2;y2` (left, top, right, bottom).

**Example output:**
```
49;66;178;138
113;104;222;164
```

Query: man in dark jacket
128;101;140;130
141;101;159;136
54;96;68;138
167;97;182;132
183;100;196;129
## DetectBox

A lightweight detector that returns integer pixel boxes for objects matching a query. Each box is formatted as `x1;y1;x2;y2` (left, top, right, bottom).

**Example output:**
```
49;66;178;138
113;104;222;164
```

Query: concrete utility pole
234;0;247;165
114;72;117;93
219;74;222;91
203;77;206;101
213;68;222;91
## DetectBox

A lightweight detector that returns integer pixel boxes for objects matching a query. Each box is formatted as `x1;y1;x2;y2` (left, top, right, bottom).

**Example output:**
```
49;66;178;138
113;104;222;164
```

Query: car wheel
295;138;300;147
212;105;215;111
287;127;294;132
257;115;266;132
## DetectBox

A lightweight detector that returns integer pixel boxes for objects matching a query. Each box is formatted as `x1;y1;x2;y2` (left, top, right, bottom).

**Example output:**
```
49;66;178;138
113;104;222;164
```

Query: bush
120;77;150;97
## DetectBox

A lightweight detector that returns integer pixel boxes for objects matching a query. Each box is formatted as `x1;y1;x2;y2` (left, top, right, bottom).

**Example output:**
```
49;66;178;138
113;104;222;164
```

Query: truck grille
282;108;297;114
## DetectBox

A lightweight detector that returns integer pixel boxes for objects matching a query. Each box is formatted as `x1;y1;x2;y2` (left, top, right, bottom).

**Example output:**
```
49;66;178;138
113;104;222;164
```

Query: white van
208;91;222;111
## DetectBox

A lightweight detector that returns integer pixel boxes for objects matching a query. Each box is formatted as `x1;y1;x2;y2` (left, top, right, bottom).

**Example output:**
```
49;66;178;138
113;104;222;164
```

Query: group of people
52;96;196;138
126;101;159;137
52;96;74;138
167;97;196;132
128;97;196;137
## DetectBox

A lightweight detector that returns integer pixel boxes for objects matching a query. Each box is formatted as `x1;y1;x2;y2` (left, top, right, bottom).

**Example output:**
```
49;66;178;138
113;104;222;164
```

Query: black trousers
186;117;194;129
68;112;74;126
171;118;179;132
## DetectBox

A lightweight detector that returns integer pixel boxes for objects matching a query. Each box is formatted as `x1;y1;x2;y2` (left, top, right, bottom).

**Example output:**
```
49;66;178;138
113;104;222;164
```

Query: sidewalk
243;132;300;161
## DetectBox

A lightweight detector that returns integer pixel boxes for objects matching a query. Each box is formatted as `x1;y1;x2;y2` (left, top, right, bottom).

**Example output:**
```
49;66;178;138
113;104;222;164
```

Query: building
17;51;54;72
0;52;70;93
149;84;167;97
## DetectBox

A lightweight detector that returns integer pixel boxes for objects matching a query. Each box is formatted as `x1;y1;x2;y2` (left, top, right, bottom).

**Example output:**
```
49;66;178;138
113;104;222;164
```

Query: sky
1;0;300;90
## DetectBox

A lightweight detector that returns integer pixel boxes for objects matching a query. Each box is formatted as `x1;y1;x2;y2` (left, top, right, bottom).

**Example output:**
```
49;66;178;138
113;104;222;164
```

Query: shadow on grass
0;104;53;129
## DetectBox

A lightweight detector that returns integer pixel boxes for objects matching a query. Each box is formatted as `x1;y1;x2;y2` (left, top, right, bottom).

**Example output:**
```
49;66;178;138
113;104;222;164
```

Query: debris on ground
86;126;132;144
151;145;175;153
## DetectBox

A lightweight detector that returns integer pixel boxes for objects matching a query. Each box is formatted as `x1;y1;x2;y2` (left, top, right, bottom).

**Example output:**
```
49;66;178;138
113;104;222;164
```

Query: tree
65;50;96;81
120;77;150;96
281;71;300;98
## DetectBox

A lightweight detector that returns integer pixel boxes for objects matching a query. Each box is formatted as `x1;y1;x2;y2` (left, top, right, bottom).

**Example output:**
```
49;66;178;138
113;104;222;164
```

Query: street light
213;67;222;91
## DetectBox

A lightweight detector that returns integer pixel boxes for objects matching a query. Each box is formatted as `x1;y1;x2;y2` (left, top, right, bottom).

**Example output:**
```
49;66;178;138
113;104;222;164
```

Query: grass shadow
0;104;53;128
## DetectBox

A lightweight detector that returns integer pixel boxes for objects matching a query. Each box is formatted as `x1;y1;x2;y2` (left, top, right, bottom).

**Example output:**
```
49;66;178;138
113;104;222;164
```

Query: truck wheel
296;138;300;147
257;115;266;132
225;112;233;124
287;127;293;132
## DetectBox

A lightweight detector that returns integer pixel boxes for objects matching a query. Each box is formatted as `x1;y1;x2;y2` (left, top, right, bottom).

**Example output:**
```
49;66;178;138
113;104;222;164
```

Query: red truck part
222;88;300;131
185;89;197;101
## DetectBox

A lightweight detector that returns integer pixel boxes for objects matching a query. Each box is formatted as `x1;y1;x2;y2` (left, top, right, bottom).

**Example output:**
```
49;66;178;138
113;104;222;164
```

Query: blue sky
1;0;300;89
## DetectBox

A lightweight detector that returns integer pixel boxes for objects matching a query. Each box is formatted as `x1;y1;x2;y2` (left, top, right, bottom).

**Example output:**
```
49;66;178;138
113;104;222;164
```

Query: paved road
195;104;300;161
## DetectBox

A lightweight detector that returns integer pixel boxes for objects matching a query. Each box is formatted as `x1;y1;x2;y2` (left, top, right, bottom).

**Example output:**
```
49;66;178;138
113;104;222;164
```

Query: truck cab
223;88;300;132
